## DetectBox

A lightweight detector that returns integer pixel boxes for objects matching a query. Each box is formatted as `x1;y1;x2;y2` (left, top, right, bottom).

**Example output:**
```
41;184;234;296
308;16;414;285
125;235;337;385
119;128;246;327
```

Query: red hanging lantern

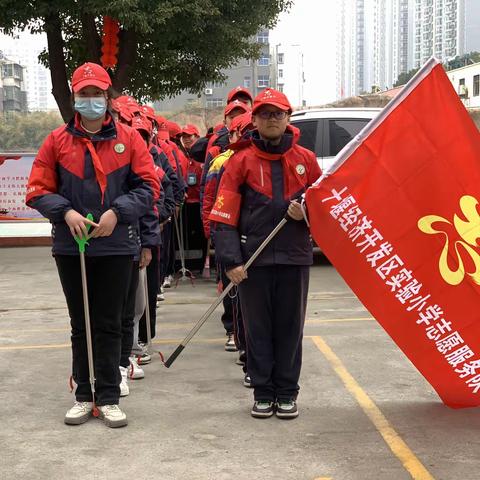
101;16;120;68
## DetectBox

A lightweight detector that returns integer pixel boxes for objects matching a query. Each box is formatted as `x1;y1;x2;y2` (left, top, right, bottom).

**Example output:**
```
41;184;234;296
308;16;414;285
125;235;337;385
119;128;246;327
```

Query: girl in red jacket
26;63;159;428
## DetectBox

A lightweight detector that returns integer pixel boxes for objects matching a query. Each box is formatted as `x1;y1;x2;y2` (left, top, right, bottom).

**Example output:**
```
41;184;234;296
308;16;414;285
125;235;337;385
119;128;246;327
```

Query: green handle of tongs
74;213;94;253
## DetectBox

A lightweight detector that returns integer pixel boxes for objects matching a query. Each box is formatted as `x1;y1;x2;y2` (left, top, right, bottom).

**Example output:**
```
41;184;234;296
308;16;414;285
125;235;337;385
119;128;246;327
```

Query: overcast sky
271;0;338;106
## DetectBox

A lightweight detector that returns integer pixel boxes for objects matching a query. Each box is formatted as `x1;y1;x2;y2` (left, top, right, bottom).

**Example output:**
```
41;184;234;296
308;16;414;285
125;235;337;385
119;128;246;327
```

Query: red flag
306;58;480;408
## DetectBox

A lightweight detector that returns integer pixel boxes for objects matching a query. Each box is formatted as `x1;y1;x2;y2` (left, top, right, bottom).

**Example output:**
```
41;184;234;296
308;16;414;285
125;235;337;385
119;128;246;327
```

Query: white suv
290;108;382;172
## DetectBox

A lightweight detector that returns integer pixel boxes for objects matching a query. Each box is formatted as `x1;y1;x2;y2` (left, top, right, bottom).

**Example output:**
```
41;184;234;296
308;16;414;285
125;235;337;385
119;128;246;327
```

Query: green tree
394;68;419;87
0;112;63;151
0;0;291;121
444;51;480;71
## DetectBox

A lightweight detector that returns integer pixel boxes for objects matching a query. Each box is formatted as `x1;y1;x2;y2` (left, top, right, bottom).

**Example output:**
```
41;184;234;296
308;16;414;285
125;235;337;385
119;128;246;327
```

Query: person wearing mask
26;62;159;428
210;88;321;419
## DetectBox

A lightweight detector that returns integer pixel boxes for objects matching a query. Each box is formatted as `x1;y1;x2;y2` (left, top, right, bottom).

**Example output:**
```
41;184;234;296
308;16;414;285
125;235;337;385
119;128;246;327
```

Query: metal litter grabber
173;207;194;285
164;215;289;368
202;239;212;279
73;213;99;416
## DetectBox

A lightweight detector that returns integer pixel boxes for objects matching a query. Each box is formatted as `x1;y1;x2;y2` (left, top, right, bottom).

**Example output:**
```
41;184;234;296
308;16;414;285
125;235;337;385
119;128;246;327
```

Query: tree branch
44;11;73;122
112;28;137;94
81;13;101;63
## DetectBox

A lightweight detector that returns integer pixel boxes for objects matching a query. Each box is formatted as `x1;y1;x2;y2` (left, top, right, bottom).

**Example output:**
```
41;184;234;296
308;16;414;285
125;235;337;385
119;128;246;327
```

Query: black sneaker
236;350;246;366
243;373;253;388
275;400;298;419
224;333;237;352
251;400;274;418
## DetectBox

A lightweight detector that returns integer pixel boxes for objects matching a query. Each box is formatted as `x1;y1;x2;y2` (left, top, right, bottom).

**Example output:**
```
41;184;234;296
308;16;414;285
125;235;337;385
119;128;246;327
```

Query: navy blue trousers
238;265;309;402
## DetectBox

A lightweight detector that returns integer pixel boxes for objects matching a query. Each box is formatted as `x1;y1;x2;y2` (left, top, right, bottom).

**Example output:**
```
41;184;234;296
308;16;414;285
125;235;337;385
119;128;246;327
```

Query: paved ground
1;247;479;480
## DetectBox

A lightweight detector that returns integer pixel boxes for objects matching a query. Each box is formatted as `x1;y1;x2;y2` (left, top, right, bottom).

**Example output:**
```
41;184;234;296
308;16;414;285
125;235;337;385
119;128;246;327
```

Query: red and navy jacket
200;126;229;205
26;114;160;256
183;154;203;204
149;144;176;221
202;148;235;239
155;139;186;203
209;126;321;268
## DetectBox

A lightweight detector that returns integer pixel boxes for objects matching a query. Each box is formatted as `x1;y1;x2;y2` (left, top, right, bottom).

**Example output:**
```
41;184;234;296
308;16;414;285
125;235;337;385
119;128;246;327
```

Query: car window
291;120;319;155
328;119;370;157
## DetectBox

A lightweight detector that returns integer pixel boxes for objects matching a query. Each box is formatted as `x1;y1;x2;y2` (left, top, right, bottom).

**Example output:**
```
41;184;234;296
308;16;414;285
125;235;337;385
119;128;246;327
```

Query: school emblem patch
114;143;125;154
296;164;306;175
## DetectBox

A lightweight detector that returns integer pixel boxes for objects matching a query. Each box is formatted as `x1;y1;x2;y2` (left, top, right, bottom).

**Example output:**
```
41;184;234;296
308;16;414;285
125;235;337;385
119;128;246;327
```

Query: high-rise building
0;52;28;113
0;32;57;111
336;0;478;97
337;0;413;98
412;0;466;69
271;44;305;108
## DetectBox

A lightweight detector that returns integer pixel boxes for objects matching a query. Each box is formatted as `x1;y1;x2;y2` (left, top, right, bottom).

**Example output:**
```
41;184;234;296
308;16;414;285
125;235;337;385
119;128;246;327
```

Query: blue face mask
74;96;107;120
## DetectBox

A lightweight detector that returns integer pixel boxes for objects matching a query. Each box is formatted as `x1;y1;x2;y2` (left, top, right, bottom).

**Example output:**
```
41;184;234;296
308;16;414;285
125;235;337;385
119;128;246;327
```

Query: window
292;121;319;155
278;53;284;64
2;64;14;77
257;31;269;44
257;53;270;66
206;80;225;89
206;98;224;108
327;119;370;157
243;76;251;88
278;69;283;79
474;75;479;97
278;84;284;93
258;75;270;88
458;78;468;97
245;59;251;67
4;85;21;101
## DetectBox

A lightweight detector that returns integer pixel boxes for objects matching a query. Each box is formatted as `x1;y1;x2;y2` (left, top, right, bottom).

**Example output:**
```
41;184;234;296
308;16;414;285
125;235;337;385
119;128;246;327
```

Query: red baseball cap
228;112;253;134
227;86;253;104
252;88;292;115
157;121;170;140
181;124;200;136
140;105;156;121
167;121;182;138
224;99;250;117
131;115;152;136
72;62;111;93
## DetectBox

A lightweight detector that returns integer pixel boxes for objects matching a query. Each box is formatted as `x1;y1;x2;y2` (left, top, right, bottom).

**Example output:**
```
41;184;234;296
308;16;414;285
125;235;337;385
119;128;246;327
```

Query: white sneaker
97;404;128;428
137;352;151;365
129;356;145;379
64;401;93;425
119;366;129;397
163;275;172;288
137;343;152;364
225;333;238;352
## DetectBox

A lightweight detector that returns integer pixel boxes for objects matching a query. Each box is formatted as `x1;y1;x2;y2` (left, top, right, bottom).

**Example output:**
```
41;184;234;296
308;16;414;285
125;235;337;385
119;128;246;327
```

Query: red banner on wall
0;154;43;220
306;59;480;408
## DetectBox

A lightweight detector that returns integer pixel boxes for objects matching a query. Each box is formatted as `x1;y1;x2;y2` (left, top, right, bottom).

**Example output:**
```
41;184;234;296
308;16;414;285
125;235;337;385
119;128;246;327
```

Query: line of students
26;61;320;426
